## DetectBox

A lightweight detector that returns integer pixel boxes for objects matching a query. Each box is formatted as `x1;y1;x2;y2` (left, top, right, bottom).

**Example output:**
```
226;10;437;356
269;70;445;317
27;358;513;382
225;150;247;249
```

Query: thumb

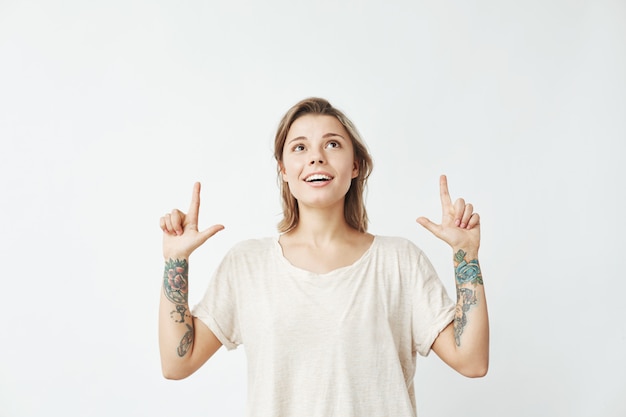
416;217;440;236
197;224;225;244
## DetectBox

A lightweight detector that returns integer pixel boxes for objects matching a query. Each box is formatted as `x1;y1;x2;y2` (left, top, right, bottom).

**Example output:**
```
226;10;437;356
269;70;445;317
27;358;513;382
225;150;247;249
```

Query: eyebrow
287;132;346;144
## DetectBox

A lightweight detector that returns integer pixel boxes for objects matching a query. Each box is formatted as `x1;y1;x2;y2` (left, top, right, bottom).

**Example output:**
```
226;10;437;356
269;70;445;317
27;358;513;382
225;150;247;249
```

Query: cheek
280;160;297;181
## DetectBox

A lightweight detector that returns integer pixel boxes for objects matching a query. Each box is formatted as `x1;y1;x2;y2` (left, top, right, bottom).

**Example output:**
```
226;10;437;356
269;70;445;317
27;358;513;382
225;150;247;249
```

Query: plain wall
1;1;624;416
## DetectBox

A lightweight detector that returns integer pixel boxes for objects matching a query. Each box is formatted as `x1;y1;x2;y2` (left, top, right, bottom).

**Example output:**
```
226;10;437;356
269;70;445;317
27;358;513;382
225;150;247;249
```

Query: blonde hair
274;97;373;233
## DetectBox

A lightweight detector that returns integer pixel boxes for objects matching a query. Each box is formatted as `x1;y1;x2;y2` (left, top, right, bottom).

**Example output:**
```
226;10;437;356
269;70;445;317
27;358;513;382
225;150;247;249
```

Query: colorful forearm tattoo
453;249;483;346
164;258;190;304
454;249;483;286
164;258;193;357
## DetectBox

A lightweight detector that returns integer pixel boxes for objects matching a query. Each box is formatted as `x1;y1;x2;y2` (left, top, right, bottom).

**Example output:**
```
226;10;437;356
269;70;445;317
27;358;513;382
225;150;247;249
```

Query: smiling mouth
304;174;333;182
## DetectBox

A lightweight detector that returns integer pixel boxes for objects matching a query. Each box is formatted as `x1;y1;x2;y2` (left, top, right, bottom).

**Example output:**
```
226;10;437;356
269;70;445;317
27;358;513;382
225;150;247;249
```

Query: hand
416;175;480;253
160;182;224;260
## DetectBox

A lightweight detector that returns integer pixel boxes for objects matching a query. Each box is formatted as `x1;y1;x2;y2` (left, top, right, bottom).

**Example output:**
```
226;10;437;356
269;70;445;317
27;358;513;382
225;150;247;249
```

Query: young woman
159;97;489;417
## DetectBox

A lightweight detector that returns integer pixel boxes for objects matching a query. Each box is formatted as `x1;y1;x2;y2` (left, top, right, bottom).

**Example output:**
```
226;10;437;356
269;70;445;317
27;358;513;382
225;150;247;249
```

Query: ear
279;162;287;182
352;160;359;179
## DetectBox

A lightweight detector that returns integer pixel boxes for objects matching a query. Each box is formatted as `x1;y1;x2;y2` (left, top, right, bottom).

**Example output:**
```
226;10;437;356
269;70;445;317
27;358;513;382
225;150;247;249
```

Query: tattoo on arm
164;258;189;304
177;324;194;357
454;249;483;286
454;287;477;346
164;259;194;357
170;304;189;323
453;249;483;346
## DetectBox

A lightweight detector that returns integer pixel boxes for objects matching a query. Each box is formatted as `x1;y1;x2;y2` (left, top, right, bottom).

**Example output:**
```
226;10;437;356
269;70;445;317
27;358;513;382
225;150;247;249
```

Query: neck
288;204;356;246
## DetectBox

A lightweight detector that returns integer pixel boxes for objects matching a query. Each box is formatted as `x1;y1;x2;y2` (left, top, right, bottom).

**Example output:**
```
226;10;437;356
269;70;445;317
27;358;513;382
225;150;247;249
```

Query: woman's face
280;114;358;211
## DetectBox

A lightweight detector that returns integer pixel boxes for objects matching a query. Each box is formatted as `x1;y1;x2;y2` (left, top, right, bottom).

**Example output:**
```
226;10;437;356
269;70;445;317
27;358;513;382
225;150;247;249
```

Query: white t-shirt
192;236;455;417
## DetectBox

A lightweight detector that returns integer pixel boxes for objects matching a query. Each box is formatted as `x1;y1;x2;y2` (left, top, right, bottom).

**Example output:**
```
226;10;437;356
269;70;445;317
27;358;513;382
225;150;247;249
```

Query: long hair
274;97;373;233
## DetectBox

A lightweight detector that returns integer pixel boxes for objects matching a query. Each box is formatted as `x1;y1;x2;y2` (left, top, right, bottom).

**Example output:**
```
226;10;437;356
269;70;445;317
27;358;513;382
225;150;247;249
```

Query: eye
326;141;340;149
292;144;305;152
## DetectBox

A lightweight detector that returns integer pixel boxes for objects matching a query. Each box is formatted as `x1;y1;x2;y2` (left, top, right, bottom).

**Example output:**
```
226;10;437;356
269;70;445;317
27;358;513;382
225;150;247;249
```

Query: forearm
158;183;225;378
451;247;489;372
159;258;195;376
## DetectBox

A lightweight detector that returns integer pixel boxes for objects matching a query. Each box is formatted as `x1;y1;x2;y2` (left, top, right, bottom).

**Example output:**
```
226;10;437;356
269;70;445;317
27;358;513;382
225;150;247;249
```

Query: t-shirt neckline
273;235;378;278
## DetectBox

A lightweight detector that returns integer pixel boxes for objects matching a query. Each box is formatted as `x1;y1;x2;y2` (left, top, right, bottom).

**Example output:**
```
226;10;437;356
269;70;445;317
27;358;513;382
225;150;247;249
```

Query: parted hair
274;97;373;233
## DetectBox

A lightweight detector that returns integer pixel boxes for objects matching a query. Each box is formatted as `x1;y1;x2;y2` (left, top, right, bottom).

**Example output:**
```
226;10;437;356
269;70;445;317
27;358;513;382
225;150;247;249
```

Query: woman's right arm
158;182;224;379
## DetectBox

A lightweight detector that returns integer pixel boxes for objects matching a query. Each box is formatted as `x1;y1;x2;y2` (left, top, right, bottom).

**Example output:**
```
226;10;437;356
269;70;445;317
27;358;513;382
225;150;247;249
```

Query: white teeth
305;174;332;182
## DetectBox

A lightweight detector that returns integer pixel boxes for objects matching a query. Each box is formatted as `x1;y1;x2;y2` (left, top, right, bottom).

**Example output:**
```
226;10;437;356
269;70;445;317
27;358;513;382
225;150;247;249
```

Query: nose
309;148;325;165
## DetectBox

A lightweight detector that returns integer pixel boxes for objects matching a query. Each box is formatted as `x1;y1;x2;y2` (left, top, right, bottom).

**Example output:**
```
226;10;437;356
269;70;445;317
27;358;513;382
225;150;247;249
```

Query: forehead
286;114;349;139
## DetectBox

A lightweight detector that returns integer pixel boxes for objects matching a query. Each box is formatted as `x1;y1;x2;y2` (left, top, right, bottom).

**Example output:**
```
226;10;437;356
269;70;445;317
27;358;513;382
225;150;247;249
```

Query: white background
1;1;624;416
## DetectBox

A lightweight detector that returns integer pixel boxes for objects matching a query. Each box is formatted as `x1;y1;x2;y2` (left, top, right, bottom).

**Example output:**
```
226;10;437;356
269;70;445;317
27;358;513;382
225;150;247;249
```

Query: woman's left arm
417;175;489;378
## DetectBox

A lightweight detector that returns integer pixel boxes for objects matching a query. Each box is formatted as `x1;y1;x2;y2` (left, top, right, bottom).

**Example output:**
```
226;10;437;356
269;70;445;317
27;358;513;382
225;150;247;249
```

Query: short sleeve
411;250;455;357
191;250;242;350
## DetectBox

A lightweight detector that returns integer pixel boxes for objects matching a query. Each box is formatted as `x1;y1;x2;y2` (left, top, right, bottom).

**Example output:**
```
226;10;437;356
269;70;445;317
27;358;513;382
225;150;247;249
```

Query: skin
417;175;489;377
280;114;358;212
158;183;224;379
159;119;488;380
278;114;373;274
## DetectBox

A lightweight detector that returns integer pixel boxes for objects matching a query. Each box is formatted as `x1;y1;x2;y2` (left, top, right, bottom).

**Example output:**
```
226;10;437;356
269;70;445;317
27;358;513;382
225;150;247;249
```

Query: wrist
452;247;479;261
453;248;483;286
163;252;190;262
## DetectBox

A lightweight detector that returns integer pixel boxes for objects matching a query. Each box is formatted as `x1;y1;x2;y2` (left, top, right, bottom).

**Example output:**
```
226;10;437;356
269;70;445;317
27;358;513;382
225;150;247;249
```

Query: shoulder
373;235;426;257
214;237;279;277
371;235;435;272
367;236;440;288
227;237;277;257
225;237;278;262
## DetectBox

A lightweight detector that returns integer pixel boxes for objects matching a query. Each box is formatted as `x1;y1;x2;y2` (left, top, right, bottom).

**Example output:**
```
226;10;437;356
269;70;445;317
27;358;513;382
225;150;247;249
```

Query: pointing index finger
439;174;452;208
187;182;201;222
